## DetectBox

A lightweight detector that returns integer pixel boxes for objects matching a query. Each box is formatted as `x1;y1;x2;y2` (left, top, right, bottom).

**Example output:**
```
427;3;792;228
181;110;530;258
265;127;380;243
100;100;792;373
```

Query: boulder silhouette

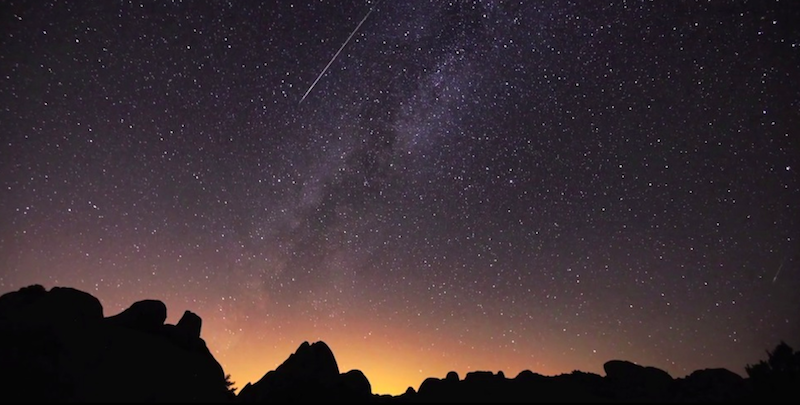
402;367;618;403
676;368;745;402
177;310;203;339
0;285;105;402
513;369;538;382
603;360;674;401
237;340;372;402
105;298;167;333
0;284;103;328
336;369;373;401
417;376;448;397
0;285;232;403
161;310;205;351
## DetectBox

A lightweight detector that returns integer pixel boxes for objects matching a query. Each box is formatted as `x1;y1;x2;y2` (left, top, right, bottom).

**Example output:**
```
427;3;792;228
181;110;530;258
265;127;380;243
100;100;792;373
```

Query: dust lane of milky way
1;0;798;395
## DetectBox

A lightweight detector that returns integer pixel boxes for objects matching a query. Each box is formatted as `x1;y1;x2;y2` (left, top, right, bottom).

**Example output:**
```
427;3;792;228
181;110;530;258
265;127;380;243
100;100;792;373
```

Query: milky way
1;0;798;395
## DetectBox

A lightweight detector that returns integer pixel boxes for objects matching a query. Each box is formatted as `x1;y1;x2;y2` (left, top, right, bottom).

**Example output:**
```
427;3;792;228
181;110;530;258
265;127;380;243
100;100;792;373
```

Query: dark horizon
1;0;798;396
1;283;797;403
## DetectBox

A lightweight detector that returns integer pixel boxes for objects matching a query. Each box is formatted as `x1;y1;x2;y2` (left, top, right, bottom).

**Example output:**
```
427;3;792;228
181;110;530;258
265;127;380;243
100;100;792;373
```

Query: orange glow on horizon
206;317;599;396
17;282;750;397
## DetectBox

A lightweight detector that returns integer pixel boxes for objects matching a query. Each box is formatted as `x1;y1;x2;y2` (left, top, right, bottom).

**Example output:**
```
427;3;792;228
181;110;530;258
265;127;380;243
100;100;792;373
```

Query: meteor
772;256;788;283
299;2;378;104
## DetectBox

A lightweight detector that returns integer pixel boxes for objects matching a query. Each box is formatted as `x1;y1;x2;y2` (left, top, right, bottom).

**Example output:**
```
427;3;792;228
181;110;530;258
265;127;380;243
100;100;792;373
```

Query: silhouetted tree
224;373;237;398
745;341;800;402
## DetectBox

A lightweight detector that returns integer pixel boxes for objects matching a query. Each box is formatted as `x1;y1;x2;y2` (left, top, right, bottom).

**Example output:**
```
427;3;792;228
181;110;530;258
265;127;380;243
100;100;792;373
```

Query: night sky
1;0;799;395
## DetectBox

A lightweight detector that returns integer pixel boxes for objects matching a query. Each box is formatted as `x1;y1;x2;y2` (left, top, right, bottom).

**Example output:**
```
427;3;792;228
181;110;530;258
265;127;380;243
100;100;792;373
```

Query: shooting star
772;256;788;283
299;2;378;104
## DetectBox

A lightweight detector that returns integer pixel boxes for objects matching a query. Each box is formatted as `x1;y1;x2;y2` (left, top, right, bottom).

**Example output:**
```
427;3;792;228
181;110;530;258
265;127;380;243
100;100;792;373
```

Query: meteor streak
299;3;378;104
772;256;788;283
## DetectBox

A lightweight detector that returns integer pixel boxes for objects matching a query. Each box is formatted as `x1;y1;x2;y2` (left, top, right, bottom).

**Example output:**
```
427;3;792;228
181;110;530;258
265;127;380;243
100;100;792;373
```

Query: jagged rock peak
282;340;340;378
176;310;202;338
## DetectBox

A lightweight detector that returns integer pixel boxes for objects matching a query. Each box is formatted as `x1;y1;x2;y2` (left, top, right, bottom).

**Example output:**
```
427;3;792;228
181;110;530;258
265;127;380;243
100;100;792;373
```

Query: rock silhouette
0;284;103;327
106;298;167;333
1;284;797;402
674;368;744;402
237;340;373;402
0;285;232;402
177;310;203;338
603;359;674;401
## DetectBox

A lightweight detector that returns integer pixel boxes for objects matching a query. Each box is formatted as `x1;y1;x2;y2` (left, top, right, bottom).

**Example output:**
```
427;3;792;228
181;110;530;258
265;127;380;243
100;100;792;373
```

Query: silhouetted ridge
0;285;233;402
1;284;797;402
381;353;797;403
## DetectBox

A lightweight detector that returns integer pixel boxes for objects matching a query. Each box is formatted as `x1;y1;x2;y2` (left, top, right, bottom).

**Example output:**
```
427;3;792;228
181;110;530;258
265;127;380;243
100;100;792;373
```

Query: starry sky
1;0;799;395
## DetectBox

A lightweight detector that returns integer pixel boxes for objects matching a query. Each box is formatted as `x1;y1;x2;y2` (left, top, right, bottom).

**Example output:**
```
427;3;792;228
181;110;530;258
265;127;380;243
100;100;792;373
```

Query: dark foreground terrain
0;285;796;402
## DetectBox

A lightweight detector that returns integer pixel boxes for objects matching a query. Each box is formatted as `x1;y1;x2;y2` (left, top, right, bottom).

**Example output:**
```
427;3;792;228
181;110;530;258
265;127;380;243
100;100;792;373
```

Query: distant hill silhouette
0;285;797;402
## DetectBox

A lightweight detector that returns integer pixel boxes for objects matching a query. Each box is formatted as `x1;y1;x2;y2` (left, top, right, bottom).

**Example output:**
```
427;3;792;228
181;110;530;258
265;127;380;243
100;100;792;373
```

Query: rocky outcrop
400;361;746;403
0;284;792;403
603;360;673;383
0;284;103;328
105;298;167;333
237;341;372;402
445;371;459;382
603;360;674;401
337;369;373;402
160;310;205;351
0;285;232;403
675;368;745;402
177;310;203;338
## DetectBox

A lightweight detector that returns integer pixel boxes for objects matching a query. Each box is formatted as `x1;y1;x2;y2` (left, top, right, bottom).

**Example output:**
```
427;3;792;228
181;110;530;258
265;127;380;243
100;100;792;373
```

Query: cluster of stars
1;0;798;396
